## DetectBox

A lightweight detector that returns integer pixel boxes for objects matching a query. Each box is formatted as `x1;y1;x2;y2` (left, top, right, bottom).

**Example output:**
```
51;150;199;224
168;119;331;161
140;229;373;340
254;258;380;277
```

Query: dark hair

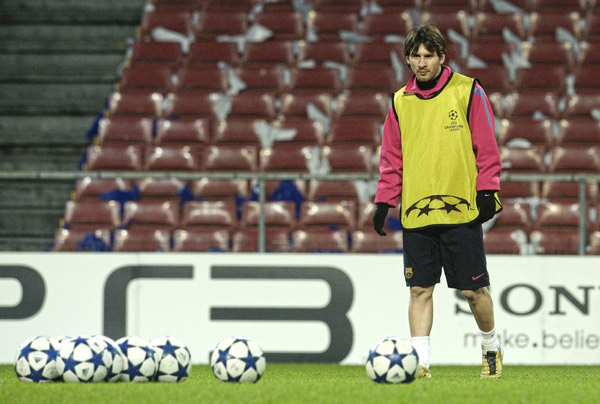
404;24;447;59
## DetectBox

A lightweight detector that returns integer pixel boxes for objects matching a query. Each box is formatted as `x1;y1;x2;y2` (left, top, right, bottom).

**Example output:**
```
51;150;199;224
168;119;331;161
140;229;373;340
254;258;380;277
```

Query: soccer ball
56;335;113;383
14;336;61;383
365;337;419;384
210;336;266;383
97;335;127;382
150;336;192;382
116;336;158;382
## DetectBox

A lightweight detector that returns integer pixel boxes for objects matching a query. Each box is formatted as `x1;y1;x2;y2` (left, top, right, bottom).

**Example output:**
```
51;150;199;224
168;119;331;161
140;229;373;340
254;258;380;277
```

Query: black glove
476;191;496;223
373;203;390;236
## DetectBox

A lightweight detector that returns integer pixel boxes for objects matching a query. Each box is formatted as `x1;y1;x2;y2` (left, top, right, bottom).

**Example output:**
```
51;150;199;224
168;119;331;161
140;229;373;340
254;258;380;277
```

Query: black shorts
402;223;490;290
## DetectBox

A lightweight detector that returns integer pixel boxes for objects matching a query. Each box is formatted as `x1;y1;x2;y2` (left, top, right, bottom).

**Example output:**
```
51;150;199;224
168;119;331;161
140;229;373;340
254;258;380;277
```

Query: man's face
407;43;445;82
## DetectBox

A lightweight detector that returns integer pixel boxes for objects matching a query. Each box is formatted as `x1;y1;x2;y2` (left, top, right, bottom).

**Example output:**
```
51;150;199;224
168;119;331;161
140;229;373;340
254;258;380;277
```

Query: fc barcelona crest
405;267;413;279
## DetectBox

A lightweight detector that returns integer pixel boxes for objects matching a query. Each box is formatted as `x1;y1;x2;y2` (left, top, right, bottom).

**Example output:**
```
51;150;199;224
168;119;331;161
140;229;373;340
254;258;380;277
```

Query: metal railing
1;170;598;254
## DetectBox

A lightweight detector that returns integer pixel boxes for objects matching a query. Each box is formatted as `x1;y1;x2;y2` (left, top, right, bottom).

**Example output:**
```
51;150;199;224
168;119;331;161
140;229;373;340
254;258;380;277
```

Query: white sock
481;327;500;353
411;336;430;369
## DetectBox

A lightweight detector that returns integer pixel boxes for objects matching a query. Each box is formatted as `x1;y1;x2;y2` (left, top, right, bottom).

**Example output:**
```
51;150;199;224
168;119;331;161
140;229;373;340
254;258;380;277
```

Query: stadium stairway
0;0;145;250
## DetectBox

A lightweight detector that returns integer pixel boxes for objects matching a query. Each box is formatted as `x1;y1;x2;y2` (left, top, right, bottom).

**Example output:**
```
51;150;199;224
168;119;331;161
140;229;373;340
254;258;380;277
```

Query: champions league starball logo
448;110;458;120
404;195;472;218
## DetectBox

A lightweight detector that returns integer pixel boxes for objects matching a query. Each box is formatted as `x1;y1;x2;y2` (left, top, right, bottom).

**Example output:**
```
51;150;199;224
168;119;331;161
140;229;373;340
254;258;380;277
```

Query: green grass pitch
1;364;599;404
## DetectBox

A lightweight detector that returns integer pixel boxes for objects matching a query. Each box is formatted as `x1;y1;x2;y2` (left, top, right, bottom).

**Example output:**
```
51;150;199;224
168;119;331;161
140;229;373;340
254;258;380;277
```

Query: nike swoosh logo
472;273;485;281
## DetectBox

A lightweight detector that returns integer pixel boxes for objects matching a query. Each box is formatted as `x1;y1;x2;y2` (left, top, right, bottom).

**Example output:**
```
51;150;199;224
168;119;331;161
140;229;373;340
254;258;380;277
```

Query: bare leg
409;285;435;336
461;287;495;332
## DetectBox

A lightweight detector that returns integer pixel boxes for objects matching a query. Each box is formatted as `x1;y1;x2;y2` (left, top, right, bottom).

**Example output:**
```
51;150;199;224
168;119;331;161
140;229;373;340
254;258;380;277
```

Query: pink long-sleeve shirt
375;65;502;207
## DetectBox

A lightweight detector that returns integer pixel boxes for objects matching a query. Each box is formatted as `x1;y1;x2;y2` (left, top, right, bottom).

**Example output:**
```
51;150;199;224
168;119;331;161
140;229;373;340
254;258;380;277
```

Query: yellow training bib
393;73;480;229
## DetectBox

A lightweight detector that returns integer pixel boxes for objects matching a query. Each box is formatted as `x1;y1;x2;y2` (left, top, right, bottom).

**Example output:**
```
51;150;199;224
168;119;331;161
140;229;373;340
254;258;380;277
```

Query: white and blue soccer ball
56;335;112;383
150;336;192;382
116;336;158;382
14;336;61;383
97;335;127;382
210;336;266;383
365;337;419;384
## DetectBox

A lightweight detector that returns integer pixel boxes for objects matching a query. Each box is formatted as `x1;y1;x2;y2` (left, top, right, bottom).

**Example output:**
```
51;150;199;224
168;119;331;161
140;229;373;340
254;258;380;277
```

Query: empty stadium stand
3;0;599;253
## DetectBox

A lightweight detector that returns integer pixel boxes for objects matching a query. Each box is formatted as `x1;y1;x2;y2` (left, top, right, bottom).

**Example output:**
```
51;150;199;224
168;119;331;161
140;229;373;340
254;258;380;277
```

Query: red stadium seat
291;229;349;252
113;229;171;252
191;178;249;202
334;92;389;120
528;10;583;40
253;11;304;40
572;65;600;90
298;201;356;231
75;177;132;201
51;228;112;251
225;92;278;119
530;228;581;255
259;144;314;172
135;178;188;202
232;65;287;93
172;229;230;252
521;40;576;69
310;0;365;12
297;41;352;65
562;92;600;118
344;66;401;93
307;180;360;204
119;64;175;93
140;10;193;37
513;66;567;93
249;179;307;201
108;91;163;118
241;41;296;66
420;10;471;38
535;201;583;229
287;67;344;94
547;146;600;173
122;200;180;231
180;200;237;230
195;11;248;38
271;119;326;146
63;200;121;231
328;118;382;145
163;91;218;119
497;118;553;147
556;118;600;147
176;65;228;92
187;41;242;66
493;201;533;233
483;228;528;254
498;180;540;201
155;118;211;145
203;145;258;172
129;41;183;66
85;145;143;171
350;230;403;253
212;118;264;146
541;180;598;204
143;145;203;171
361;12;413;38
232;229;291;252
240;201;296;230
501;92;559;120
464;67;512;93
472;11;528;41
306;10;359;40
97;117;154;146
499;146;546;173
352;42;404;66
322;144;373;173
279;91;333;118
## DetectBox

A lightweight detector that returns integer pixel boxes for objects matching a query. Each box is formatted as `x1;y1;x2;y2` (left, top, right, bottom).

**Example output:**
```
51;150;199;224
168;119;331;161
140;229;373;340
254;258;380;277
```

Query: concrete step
0;54;123;83
0;115;96;146
0;236;55;251
0;83;113;115
0;207;64;237
0;24;136;53
0;179;74;209
0;0;144;24
0;145;85;171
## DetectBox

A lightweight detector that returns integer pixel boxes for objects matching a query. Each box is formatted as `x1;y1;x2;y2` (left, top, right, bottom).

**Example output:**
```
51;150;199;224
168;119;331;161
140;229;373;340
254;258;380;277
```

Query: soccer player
373;24;503;379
